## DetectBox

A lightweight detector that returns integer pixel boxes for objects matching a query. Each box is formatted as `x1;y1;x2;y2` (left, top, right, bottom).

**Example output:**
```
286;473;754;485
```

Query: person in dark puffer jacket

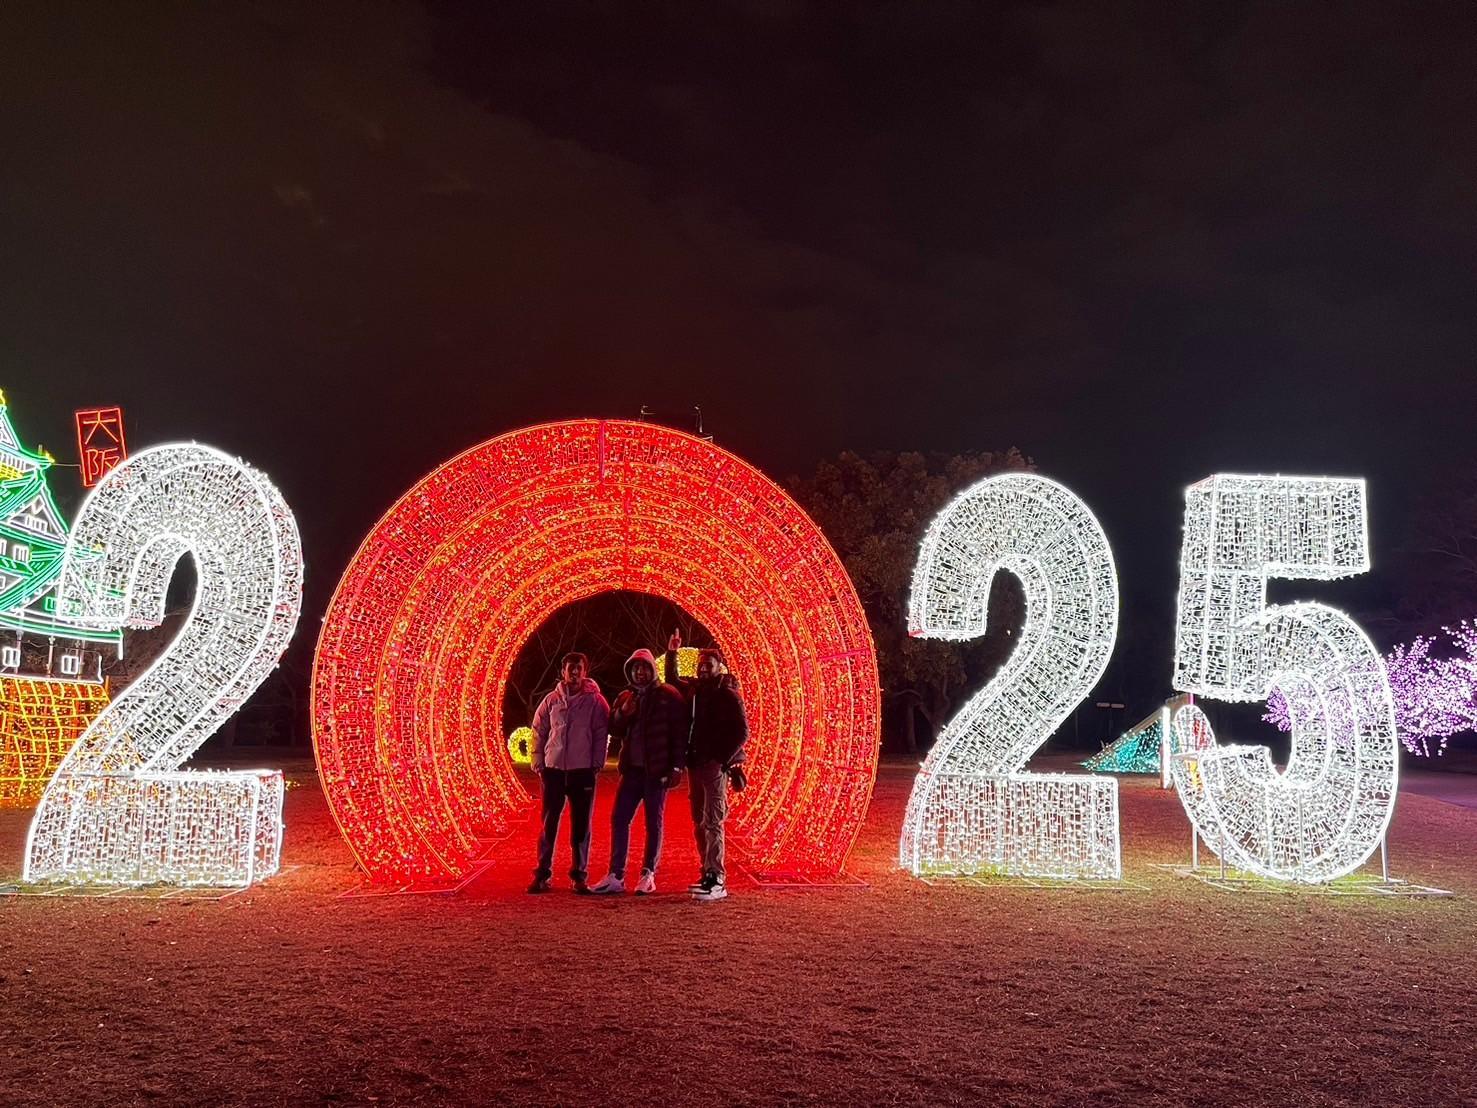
662;630;749;901
589;647;688;896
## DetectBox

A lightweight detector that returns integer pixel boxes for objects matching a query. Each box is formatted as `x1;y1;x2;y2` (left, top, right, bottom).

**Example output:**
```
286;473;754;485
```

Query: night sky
3;2;1475;717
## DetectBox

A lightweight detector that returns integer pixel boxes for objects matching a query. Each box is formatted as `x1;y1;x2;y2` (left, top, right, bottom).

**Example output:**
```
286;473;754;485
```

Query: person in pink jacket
528;652;610;894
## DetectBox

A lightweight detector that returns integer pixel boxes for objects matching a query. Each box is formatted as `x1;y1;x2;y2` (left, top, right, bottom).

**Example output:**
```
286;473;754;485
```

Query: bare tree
1394;469;1477;631
788;448;1035;755
501;591;711;731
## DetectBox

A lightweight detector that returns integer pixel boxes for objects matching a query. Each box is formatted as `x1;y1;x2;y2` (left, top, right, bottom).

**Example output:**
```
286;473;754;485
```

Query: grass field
3;761;1476;1106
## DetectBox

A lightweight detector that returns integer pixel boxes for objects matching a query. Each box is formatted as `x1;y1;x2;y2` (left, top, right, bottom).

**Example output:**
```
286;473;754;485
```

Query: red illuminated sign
74;407;128;487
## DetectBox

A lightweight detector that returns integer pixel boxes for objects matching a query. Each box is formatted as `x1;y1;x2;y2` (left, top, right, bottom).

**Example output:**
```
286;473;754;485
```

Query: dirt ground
3;762;1477;1107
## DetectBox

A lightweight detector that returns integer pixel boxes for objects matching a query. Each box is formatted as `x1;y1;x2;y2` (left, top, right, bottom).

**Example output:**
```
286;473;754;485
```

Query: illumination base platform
917;873;1149;892
1151;863;1454;898
338;857;500;899
336;809;536;898
734;867;869;889
0;866;300;901
902;771;1121;880
24;769;285;887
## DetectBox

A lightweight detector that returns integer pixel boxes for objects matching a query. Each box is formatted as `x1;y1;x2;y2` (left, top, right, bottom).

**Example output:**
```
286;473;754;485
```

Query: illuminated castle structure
0;390;118;805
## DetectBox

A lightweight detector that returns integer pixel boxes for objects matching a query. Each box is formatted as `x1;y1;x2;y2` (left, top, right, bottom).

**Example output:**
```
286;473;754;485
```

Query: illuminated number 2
24;444;303;886
900;473;1120;878
1167;475;1397;882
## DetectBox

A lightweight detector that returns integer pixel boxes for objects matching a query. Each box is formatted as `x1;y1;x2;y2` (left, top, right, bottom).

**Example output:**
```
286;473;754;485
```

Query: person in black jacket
664;630;748;901
589;647;689;896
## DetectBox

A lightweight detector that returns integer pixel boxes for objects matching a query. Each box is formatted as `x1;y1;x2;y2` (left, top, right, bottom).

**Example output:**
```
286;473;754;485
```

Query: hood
558;676;602;700
624;648;658;684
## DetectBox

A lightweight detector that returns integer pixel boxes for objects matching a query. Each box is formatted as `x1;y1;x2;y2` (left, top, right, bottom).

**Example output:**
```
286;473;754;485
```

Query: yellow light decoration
507;725;536;766
0;675;109;806
654;646;700;682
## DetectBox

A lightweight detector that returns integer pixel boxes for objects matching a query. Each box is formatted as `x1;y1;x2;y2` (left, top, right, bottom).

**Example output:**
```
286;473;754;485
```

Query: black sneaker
572;878;591;895
527;876;552;894
686;872;711;894
691;874;727;900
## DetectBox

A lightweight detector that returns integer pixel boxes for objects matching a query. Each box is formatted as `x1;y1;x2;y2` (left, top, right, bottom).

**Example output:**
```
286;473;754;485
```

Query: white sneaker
590;873;624;895
635;870;657;896
692;876;727;901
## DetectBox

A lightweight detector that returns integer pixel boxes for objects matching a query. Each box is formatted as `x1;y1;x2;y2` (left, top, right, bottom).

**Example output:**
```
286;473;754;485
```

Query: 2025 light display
24;443;304;887
311;419;880;888
1167;475;1398;883
900;473;1121;879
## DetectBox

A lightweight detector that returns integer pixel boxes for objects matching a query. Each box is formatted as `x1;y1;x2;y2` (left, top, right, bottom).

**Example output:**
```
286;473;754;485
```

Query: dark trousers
607;769;670;877
534;768;597;882
689;760;728;878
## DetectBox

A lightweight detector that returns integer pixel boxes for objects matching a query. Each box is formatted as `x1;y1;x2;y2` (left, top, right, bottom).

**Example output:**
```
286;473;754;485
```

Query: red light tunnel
311;419;880;887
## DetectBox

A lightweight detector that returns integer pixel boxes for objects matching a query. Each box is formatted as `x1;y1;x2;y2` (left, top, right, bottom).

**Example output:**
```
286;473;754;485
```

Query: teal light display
1083;710;1165;775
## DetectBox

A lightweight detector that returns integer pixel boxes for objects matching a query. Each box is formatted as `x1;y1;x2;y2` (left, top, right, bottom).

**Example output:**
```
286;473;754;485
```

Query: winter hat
624;648;658;684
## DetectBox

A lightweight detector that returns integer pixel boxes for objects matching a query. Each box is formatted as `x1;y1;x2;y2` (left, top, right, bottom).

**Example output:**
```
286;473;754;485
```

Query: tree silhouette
501;591;710;731
788;448;1035;755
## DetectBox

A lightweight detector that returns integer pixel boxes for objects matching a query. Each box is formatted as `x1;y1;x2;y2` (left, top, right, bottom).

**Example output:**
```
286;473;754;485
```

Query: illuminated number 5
24;444;303;886
1168;476;1397;882
900;473;1120;878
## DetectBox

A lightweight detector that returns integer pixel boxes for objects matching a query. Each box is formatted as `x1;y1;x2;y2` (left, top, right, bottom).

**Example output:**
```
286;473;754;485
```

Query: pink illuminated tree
1264;620;1477;755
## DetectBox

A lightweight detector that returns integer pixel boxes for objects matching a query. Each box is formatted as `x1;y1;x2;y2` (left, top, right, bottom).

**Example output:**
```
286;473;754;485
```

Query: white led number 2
900;473;1121;879
1168;476;1397;883
24;444;304;887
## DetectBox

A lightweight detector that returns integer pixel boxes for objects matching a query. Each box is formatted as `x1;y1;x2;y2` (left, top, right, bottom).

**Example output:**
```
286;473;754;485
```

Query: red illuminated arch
311;420;879;887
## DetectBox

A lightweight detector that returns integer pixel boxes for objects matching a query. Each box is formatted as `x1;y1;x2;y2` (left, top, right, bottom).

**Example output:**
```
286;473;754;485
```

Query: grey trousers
689;760;729;878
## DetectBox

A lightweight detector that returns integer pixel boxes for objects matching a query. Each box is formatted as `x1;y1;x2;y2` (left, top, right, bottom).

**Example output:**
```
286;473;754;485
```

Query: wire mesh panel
1168;475;1397;883
24;444;303;887
901;473;1120;880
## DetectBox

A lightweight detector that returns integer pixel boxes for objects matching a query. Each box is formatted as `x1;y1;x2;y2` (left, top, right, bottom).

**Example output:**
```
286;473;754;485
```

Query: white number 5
1168;475;1397;882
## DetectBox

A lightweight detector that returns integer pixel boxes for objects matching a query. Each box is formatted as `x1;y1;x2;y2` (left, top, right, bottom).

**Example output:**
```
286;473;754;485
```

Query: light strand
900;473;1120;879
312;420;879;887
1168;475;1397;883
25;444;303;887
